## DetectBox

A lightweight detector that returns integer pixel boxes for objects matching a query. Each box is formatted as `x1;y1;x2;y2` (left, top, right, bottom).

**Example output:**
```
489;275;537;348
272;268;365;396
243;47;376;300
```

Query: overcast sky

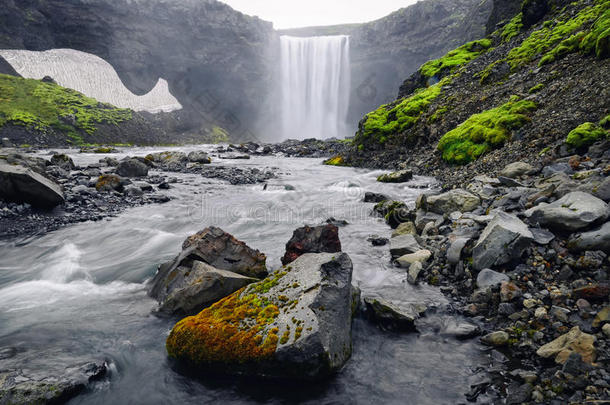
218;0;419;29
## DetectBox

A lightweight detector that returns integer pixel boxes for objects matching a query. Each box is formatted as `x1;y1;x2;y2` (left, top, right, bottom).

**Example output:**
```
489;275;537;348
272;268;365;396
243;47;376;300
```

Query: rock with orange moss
166;252;354;380
149;227;267;315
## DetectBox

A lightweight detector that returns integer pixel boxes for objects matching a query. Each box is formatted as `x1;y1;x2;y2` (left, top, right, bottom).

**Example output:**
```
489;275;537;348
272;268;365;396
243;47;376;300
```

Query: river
0;147;494;404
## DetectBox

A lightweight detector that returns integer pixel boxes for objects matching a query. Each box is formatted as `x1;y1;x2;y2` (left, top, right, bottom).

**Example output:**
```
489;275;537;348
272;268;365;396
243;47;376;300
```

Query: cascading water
280;36;351;140
0;49;182;113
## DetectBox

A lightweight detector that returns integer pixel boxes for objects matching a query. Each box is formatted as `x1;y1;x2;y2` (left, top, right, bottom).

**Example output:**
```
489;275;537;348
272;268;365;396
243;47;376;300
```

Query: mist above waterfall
280;36;351;140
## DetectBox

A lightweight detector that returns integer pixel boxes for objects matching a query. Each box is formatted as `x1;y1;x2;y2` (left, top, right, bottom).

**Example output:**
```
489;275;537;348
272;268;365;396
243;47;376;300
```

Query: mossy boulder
49;153;75;170
437;97;537;164
95;174;123;193
323;155;345;166
166;252;354;380
566;122;608;149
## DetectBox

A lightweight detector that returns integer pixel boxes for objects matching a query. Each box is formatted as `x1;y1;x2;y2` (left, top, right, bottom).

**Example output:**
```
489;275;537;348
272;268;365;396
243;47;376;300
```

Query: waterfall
280;36;351;140
0;49;182;113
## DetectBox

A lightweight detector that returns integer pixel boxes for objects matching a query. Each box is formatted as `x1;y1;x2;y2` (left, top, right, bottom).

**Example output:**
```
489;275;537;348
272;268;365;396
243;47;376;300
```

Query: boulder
166;253;354;380
154;260;258;315
447;237;470;265
180;227;267;278
117;158;149;178
377;169;413;183
0;350;106;405
95;174;123;193
423;189;481;214
281;224;341;265
188;151;212;164
364;295;427;331
526;192;609;231
536;326;596;365
396;250;432;267
0;163;64;208
569;222;610;253
145;151;188;165
500;162;535;178
50;154;76;170
392;221;417;237
476;269;509;289
389;234;421;258
363;192;388;203
1;137;12;147
481;331;509;346
407;261;423;285
473;211;534;270
150;227;268;314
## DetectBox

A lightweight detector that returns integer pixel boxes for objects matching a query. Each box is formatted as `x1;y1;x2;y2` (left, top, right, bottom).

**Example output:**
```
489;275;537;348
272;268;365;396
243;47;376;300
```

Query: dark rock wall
0;0;277;141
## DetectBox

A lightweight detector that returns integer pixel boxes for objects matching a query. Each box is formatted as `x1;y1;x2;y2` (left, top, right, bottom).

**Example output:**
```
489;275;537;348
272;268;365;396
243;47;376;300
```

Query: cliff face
0;0;276;140
344;0;609;186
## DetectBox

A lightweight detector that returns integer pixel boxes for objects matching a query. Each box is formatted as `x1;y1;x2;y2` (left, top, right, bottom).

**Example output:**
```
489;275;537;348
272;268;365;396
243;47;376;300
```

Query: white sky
218;0;419;29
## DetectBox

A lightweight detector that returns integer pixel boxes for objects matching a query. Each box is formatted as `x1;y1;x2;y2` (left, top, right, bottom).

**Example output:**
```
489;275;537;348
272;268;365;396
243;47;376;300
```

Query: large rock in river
526;192;609;231
116;158;149;178
281;224;341;265
166;253;354;380
0;163;64;207
150;227;267;314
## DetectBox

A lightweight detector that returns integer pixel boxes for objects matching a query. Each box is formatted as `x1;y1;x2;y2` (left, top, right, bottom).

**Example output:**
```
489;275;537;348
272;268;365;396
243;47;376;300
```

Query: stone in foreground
281;224;341;265
569;222;610;253
0;163;64;208
526;192;609;231
363;295;427;331
377;169;413;183
155;261;258;315
150;227;267;314
473;211;534;270
0;349;106;405
423;189;481;214
536;326;596;365
166;253;353;380
389;234;421;258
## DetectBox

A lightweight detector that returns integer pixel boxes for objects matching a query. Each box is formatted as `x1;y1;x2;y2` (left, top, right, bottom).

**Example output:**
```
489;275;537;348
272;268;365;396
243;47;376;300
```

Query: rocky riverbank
365;148;610;403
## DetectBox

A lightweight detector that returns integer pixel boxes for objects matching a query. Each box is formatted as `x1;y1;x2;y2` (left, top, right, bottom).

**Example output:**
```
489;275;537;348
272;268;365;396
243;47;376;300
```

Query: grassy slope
0;73;132;144
352;0;610;165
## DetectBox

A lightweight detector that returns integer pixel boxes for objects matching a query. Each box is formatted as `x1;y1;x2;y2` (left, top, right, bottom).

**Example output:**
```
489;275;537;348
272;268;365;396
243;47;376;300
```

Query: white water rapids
280;36;351;140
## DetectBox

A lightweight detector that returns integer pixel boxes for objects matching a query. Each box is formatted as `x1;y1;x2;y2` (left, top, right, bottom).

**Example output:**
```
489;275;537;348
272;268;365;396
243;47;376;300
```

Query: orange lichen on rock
166;287;281;365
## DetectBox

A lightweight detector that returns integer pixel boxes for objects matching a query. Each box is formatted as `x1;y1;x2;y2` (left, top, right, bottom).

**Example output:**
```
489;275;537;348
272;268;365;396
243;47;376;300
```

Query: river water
0;147;494;404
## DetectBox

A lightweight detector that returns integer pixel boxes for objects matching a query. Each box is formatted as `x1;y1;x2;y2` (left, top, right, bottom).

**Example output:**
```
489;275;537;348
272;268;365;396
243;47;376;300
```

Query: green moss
539;31;587;66
580;5;610;57
323;155;346;166
566;122;609;148
0;74;131;144
419;39;492;79
507;1;609;71
501;13;524;41
203;126;230;144
437;96;537;164
429;107;449;123
528;83;545;93
600;114;610;128
357;78;448;148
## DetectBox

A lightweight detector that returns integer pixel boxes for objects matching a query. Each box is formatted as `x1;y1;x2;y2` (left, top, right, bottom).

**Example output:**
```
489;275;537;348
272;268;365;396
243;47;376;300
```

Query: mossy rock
437;96;537;164
323;155;346;166
166;253;354;380
566;122;609;149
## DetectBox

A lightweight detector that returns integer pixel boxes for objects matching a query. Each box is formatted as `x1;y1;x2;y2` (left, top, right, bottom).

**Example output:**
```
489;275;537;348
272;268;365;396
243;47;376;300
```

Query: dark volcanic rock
281;224;342;265
0;163;64;208
0;349;107;405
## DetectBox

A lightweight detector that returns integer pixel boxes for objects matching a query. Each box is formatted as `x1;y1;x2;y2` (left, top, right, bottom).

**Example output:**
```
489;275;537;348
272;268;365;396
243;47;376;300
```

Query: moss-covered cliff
345;0;609;187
